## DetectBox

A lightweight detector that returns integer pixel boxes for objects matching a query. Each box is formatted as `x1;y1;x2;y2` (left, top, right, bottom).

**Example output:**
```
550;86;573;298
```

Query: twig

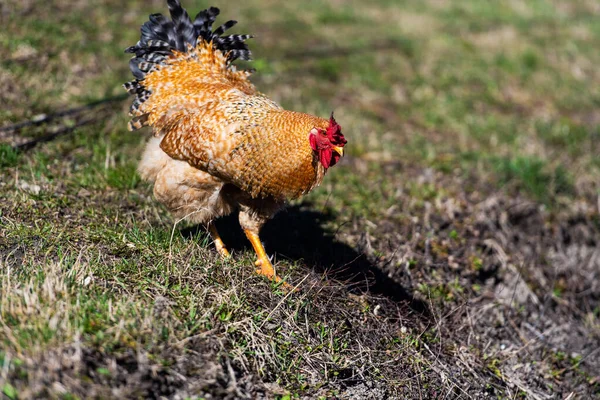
0;94;128;134
15;117;98;151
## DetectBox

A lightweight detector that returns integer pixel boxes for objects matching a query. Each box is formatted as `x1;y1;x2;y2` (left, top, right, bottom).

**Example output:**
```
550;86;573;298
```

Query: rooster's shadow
182;203;429;317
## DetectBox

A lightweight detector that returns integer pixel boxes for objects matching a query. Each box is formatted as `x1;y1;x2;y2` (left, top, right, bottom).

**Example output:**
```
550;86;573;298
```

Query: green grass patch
491;155;573;203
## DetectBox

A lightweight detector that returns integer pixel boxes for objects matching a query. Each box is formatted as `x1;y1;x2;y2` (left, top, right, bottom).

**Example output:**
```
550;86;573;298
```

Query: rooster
124;0;347;284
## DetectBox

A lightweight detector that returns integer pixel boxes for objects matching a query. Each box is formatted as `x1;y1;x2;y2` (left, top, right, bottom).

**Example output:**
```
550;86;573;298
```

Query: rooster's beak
332;146;344;157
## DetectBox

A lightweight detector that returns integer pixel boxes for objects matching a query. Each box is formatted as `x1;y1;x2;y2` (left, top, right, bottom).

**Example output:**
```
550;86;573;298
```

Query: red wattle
320;149;332;169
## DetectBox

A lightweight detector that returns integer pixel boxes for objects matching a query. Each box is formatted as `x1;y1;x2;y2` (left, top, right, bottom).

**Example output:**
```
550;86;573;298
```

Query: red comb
327;112;347;146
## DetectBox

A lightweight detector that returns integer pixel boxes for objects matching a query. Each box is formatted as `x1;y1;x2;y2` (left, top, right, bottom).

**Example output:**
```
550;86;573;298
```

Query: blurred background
2;0;599;205
1;0;599;398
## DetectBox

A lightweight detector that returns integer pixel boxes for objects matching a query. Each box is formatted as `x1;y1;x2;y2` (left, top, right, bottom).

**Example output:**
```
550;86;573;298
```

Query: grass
1;0;600;398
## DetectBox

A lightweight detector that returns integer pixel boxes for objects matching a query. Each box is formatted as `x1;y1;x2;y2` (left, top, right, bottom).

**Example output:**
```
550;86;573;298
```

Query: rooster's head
309;113;347;169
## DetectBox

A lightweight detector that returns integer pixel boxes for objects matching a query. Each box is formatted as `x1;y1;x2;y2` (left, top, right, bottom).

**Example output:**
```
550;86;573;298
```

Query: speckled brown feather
135;41;328;200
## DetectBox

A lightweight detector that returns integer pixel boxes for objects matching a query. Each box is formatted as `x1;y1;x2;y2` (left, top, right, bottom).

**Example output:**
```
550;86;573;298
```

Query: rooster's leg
243;229;283;283
208;223;230;257
239;204;289;286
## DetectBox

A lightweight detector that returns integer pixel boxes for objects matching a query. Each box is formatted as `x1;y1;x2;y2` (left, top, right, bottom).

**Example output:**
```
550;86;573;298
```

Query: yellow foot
255;258;293;290
208;223;230;258
244;229;292;289
254;257;280;281
214;239;230;258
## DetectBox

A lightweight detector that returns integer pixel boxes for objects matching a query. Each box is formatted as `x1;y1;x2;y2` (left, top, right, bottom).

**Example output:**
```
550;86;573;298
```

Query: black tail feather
193;7;220;41
213;20;237;36
167;0;195;51
125;1;252;65
124;1;253;130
